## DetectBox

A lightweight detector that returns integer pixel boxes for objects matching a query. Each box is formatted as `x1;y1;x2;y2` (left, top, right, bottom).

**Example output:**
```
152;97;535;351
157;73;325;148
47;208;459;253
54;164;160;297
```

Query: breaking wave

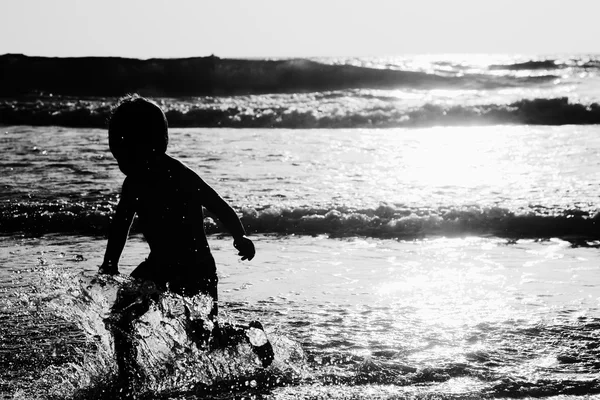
2;200;600;241
0;54;558;97
3;97;600;128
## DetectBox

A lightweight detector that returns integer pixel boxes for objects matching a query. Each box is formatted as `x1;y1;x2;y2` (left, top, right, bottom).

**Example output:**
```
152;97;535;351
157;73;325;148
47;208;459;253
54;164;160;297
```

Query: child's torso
131;157;212;262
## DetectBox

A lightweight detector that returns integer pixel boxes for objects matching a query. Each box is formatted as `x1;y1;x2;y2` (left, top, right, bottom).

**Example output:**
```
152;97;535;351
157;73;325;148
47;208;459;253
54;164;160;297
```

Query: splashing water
2;234;600;399
6;263;307;399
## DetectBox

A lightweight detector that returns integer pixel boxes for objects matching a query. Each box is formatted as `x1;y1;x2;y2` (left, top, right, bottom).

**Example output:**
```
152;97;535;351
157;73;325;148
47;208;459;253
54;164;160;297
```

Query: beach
1;54;600;399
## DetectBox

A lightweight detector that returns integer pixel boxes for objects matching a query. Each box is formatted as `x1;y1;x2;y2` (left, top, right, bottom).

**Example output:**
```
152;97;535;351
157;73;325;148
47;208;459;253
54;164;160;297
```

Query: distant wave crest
489;60;560;71
0;54;557;97
4;54;599;128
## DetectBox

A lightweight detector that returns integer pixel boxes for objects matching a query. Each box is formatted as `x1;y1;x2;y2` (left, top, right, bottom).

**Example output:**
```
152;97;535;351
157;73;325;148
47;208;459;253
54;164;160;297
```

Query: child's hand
234;236;255;261
98;260;119;275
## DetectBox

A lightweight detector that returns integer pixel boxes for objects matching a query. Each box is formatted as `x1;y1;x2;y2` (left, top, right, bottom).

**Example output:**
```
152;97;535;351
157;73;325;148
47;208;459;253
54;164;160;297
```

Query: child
99;94;272;387
100;94;255;294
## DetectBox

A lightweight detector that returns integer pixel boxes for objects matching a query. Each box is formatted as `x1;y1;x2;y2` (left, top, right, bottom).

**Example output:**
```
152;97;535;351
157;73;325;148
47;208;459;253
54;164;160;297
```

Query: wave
3;201;600;242
0;54;558;98
3;96;600;128
489;56;600;71
489;60;561;71
227;205;600;241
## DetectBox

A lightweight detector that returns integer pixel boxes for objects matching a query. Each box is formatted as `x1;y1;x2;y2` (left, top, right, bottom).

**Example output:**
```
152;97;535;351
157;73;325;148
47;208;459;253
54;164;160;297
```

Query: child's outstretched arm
99;178;137;274
197;178;255;261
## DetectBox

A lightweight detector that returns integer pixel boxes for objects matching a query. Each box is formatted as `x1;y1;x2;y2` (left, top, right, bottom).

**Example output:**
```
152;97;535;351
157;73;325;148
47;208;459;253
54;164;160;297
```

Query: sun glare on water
396;126;515;190
375;237;511;327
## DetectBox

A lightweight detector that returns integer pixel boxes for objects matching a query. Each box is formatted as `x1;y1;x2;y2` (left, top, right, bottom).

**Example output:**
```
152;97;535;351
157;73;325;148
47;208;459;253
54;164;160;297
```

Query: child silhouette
99;94;272;389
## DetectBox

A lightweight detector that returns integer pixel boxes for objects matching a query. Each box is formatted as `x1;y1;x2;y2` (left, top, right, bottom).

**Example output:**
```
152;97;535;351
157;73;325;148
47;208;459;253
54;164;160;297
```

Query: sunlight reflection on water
2;232;599;398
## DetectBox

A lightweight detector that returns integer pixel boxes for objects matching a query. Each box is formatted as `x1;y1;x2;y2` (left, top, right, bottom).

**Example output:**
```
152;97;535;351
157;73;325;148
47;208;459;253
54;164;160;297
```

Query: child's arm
197;178;255;261
99;178;137;274
233;236;256;261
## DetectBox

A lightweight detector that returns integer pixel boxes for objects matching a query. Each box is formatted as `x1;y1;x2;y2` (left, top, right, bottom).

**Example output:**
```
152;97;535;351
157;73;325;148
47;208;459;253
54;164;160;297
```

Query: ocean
1;54;600;399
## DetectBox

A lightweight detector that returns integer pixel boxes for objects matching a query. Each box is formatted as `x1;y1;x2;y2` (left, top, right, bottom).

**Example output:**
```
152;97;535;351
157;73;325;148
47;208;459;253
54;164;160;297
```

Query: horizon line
3;52;600;61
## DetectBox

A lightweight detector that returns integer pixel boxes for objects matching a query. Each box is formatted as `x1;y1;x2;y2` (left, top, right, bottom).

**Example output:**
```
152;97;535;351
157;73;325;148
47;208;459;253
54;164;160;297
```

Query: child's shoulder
167;155;195;173
166;155;204;183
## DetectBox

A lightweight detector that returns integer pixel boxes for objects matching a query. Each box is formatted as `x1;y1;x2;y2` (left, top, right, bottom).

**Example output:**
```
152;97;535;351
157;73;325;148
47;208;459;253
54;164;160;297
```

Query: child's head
108;94;168;175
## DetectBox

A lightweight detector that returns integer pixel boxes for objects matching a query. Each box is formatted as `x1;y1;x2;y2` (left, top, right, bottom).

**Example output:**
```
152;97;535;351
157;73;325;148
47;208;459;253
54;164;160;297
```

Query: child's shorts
130;255;218;300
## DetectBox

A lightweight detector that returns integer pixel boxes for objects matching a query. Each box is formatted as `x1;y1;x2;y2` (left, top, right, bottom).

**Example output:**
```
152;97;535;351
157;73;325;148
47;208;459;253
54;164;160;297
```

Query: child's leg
177;275;219;348
185;275;274;366
169;273;274;367
212;320;275;367
108;283;156;387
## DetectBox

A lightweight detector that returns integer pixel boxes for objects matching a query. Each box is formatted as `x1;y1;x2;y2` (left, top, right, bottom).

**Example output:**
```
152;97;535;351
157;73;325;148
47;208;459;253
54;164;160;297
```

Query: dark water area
3;53;600;129
0;53;547;97
4;96;600;129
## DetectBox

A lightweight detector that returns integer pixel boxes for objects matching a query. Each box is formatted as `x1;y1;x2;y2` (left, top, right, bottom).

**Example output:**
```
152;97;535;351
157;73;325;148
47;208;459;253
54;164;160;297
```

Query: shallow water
1;125;600;398
1;233;599;399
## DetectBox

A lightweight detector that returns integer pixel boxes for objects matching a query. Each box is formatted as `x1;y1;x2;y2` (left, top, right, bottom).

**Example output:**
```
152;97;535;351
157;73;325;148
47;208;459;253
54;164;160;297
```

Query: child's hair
108;94;168;154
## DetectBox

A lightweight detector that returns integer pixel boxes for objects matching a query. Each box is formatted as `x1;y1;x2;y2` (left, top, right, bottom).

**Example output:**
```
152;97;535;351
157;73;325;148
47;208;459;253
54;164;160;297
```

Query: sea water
7;53;600;129
1;125;600;399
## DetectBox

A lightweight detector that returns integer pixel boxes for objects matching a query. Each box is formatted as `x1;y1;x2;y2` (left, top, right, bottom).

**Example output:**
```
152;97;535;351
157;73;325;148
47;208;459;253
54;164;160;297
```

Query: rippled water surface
1;234;599;399
4;125;600;210
1;125;600;398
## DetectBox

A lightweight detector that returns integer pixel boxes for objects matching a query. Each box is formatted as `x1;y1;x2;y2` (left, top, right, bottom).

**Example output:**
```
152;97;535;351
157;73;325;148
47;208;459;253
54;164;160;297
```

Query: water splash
7;264;307;399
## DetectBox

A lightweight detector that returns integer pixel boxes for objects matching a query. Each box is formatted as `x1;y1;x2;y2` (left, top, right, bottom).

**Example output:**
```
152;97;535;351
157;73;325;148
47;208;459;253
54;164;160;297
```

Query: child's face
109;134;153;176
